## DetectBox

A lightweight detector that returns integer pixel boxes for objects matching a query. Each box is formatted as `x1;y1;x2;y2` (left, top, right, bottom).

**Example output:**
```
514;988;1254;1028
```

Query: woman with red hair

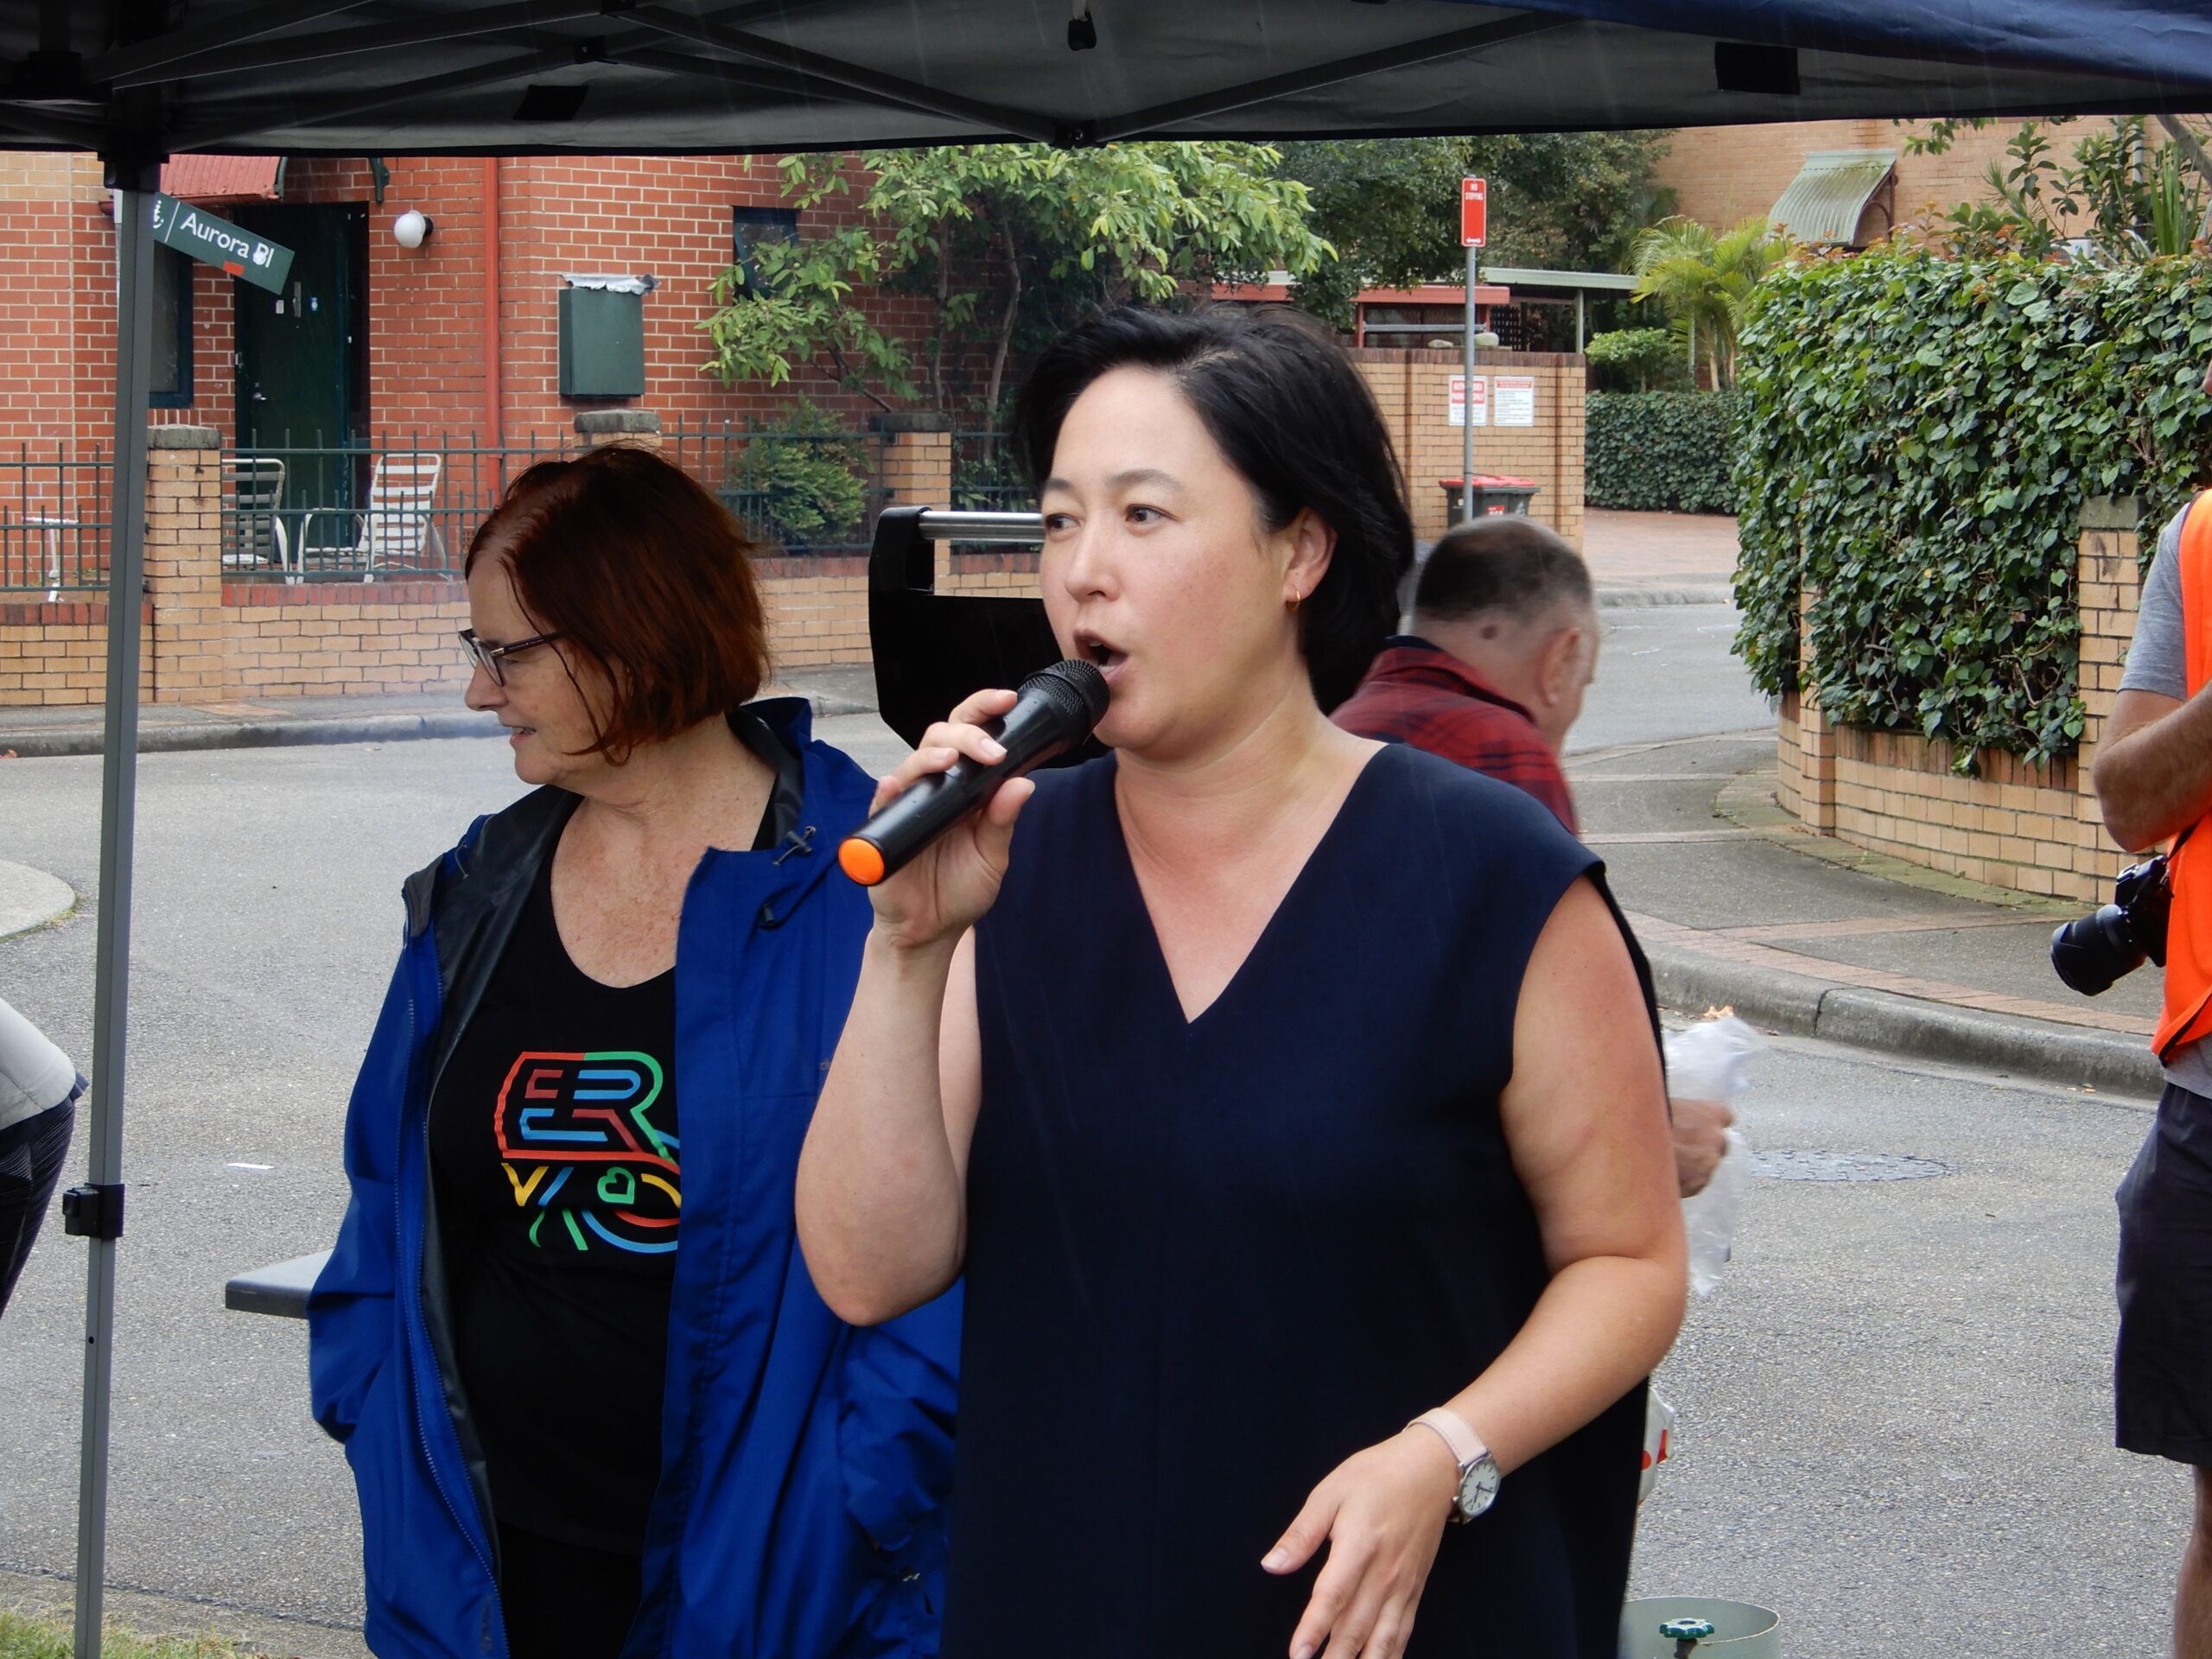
309;444;957;1659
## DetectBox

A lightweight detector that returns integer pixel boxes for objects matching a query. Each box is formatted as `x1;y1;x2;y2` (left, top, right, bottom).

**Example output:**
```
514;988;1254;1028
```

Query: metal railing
0;423;1033;593
219;431;573;582
0;443;111;595
952;430;1030;514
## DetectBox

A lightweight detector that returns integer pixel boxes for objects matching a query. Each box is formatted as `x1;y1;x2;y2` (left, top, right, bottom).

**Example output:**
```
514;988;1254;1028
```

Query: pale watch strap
1408;1407;1487;1471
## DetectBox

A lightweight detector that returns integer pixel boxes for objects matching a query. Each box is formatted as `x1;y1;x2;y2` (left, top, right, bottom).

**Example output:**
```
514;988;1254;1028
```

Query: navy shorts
2117;1083;2212;1465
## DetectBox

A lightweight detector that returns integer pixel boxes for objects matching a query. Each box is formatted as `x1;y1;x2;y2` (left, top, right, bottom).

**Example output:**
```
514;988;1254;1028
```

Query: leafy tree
702;143;1329;417
1629;215;1786;389
1274;134;1675;327
1582;327;1688;391
1906;116;2211;263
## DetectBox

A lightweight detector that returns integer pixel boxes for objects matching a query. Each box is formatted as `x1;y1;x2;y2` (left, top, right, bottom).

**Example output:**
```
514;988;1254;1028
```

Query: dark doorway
233;203;368;558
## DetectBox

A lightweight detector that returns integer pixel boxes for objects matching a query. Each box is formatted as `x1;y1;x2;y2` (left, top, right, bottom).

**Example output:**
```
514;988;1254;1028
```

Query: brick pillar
1789;585;1839;832
871;411;957;580
143;425;224;704
2076;494;2144;876
575;409;661;452
874;412;954;505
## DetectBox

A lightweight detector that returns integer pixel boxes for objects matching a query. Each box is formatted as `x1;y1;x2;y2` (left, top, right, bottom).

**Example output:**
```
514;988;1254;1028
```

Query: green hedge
1734;245;2212;769
1586;391;1740;512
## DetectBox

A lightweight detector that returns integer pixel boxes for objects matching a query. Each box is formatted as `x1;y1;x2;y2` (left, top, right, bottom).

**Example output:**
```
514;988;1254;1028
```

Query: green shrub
1586;391;1740;512
1583;327;1688;391
724;400;869;548
1733;245;2212;769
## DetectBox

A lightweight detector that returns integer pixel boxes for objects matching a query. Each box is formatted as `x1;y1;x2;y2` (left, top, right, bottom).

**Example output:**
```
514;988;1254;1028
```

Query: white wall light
391;208;434;249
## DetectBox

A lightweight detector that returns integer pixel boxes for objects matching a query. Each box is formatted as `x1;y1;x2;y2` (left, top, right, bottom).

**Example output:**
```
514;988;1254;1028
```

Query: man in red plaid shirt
1334;518;1736;1198
1332;517;1595;834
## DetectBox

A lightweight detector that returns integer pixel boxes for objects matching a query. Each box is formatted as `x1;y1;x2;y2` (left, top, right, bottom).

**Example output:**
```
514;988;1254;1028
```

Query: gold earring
1287;593;1302;614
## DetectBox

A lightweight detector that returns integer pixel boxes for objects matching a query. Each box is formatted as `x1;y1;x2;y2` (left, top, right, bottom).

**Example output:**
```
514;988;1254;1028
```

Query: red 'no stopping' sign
1460;177;1486;248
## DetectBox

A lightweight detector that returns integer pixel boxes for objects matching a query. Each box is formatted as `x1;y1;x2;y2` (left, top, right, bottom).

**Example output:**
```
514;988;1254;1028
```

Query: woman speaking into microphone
798;308;1686;1659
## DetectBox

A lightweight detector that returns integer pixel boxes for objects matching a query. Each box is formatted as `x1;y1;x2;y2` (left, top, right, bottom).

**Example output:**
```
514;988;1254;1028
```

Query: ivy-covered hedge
1734;246;2212;767
1586;391;1740;512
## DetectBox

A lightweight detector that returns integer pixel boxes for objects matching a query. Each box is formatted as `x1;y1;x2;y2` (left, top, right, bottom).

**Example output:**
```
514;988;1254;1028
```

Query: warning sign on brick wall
1495;375;1535;427
1447;374;1488;428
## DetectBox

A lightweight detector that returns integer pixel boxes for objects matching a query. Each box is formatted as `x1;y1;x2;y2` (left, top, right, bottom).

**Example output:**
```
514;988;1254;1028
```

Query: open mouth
1075;631;1128;680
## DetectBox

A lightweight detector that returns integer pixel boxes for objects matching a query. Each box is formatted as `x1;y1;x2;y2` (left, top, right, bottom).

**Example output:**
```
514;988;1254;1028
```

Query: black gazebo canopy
3;0;2212;161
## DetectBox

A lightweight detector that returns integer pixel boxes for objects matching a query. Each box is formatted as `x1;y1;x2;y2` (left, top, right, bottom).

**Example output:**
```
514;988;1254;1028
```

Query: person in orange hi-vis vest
2091;359;2212;1659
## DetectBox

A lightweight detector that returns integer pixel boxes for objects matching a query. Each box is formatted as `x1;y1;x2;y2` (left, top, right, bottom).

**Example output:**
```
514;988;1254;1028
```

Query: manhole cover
1751;1149;1952;1183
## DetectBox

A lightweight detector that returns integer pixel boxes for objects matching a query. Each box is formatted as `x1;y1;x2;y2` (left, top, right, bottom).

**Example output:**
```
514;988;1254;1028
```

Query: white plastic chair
24;505;78;601
297;452;444;581
221;456;289;575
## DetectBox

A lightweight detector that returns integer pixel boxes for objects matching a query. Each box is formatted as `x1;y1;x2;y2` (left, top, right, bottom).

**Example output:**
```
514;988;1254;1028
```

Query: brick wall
1350;348;1585;549
1649;117;2190;245
1774;498;2140;901
0;150;975;455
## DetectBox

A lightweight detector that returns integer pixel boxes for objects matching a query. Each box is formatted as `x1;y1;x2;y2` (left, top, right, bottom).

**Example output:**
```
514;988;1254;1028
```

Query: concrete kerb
1597;585;1736;608
1643;940;2165;1097
0;690;876;759
0;859;75;940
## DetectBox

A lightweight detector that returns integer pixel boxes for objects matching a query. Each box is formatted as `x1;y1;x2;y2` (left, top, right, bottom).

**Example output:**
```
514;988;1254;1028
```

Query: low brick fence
0;414;1007;704
0;363;1586;705
1776;496;2141;903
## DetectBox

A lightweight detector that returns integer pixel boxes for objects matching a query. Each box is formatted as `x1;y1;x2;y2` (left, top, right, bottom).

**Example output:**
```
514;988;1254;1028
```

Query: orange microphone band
838;836;888;887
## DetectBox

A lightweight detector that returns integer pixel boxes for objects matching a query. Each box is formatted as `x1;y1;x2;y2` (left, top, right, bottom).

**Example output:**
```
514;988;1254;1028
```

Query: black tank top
954;742;1646;1659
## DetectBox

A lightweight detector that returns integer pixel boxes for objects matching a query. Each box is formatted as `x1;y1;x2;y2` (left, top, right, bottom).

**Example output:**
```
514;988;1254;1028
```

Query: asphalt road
1575;602;1776;753
0;619;2184;1656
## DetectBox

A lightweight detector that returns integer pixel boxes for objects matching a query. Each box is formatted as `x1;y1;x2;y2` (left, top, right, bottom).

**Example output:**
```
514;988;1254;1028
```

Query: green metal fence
0;443;111;595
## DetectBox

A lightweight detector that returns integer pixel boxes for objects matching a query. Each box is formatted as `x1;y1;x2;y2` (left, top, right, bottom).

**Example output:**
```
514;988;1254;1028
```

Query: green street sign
147;194;294;293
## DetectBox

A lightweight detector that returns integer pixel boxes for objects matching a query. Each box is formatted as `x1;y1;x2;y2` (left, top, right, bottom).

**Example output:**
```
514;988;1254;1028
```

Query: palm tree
1630;215;1784;389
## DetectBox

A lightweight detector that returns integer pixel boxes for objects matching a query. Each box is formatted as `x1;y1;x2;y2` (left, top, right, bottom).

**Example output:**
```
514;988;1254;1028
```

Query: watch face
1455;1453;1503;1522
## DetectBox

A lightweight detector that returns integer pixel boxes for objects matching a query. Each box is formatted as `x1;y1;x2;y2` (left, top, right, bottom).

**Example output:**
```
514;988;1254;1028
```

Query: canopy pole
75;171;156;1659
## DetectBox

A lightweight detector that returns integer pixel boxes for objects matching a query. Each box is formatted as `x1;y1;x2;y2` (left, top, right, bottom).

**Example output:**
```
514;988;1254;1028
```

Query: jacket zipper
398;929;501;1607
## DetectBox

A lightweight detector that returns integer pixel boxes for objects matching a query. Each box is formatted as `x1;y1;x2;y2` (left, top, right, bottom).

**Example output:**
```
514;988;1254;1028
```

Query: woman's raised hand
1262;1428;1459;1659
865;688;1035;952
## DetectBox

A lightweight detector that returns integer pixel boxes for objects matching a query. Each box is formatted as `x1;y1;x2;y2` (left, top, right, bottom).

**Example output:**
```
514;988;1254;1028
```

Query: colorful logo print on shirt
494;1051;678;1255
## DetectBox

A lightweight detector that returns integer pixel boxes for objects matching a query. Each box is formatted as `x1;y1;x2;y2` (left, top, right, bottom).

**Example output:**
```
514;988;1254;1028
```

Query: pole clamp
61;1182;125;1242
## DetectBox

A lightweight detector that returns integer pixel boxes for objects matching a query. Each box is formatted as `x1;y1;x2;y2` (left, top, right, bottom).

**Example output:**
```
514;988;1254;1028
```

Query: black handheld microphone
837;659;1109;887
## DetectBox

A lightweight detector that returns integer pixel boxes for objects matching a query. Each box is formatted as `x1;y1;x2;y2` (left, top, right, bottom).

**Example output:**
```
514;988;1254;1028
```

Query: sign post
1459;177;1486;525
148;193;294;293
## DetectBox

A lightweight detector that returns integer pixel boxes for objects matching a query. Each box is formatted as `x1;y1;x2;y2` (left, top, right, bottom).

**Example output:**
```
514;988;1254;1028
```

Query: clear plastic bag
1663;1014;1764;1298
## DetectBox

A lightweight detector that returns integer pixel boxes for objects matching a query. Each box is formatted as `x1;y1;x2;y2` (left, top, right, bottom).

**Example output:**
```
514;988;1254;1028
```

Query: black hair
1011;306;1413;712
1413;518;1592;625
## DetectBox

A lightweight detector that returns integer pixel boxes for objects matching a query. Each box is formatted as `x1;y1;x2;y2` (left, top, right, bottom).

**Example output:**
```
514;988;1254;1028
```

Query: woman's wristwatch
1408;1407;1503;1523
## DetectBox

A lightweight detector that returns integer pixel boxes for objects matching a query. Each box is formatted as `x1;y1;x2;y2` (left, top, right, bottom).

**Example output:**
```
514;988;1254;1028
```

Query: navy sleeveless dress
952;741;1649;1659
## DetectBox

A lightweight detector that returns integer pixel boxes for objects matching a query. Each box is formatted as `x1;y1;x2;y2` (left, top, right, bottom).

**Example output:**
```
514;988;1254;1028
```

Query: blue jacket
308;700;960;1659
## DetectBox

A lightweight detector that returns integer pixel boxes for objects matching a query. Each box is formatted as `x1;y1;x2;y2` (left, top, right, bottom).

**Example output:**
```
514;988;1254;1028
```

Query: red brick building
0;149;923;454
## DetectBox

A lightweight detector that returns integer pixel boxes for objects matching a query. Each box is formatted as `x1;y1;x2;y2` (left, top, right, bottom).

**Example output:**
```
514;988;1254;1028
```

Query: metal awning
156;153;283;200
1770;148;1898;245
1478;266;1641;291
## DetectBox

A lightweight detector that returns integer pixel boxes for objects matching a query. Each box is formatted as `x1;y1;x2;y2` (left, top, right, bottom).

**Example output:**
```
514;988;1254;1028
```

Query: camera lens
2050;904;2146;996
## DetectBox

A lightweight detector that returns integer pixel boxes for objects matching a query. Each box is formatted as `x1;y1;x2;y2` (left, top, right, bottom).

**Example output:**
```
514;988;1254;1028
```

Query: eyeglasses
458;627;563;685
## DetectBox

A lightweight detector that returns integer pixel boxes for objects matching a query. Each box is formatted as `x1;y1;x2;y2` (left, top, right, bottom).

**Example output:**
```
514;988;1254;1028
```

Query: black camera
2050;855;2172;996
